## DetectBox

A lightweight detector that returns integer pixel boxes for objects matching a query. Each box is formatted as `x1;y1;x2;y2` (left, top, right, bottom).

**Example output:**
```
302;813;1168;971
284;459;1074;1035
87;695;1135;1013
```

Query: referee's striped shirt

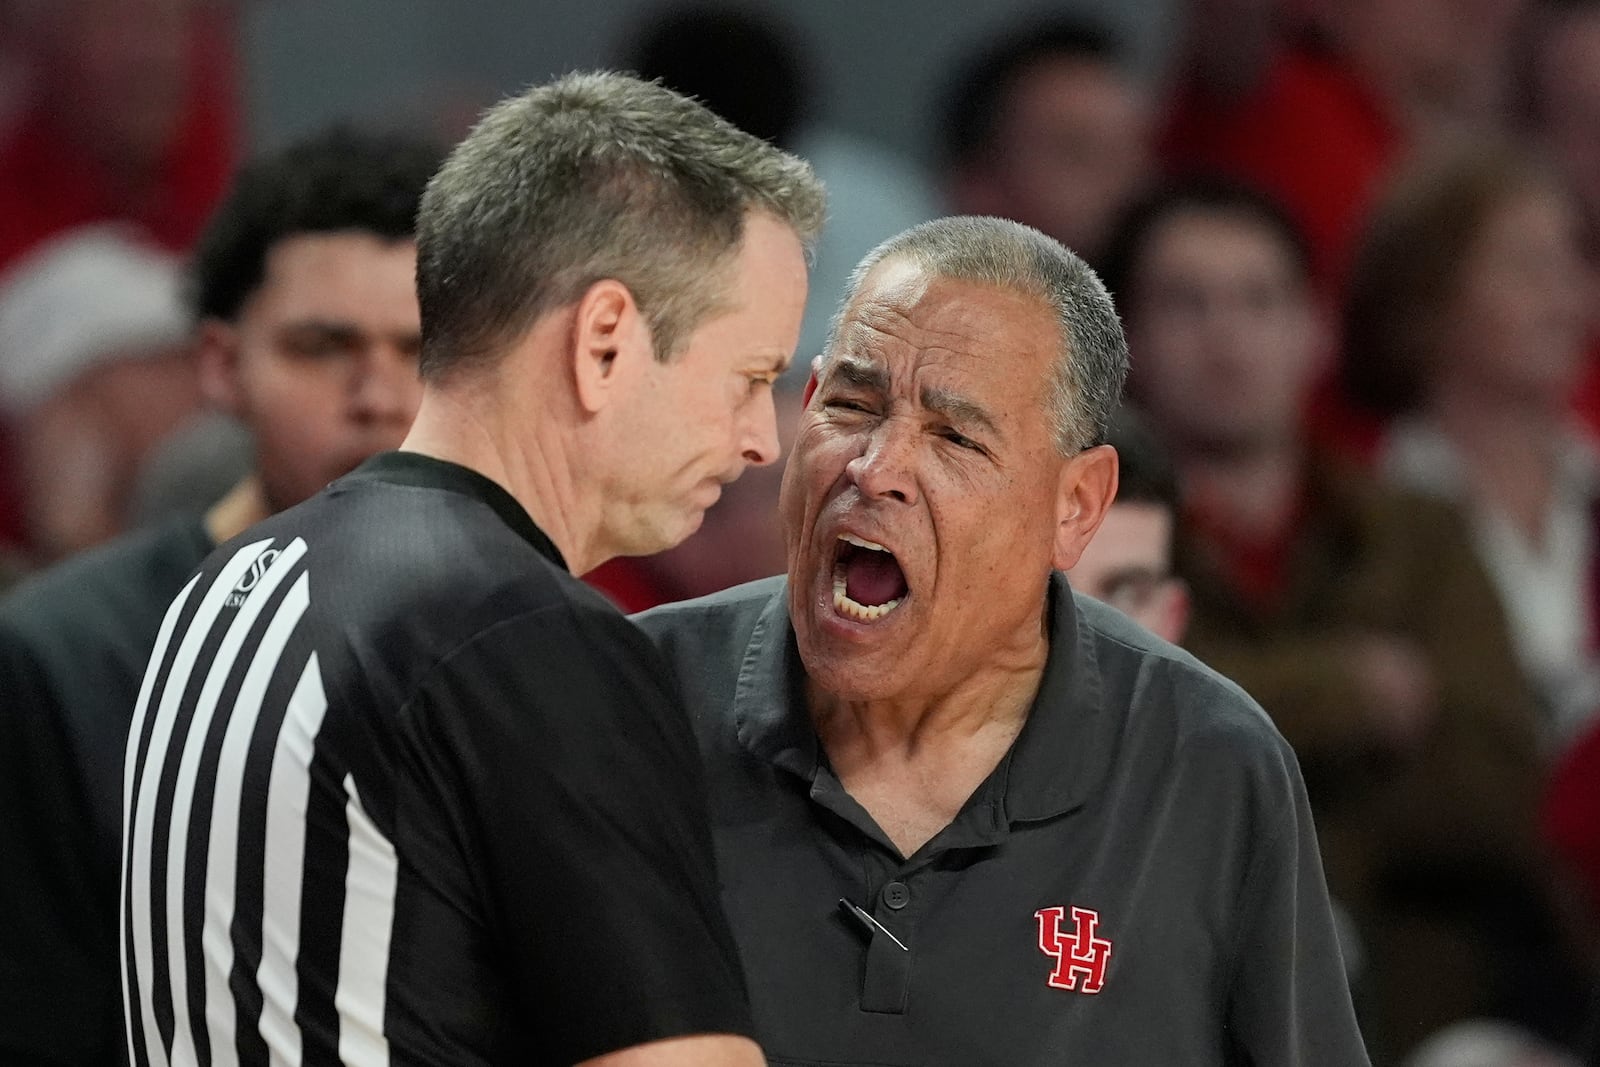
121;451;752;1066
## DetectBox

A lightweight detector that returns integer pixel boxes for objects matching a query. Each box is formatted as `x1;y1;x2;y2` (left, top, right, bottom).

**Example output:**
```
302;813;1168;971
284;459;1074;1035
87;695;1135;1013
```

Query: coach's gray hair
415;71;826;378
824;216;1128;454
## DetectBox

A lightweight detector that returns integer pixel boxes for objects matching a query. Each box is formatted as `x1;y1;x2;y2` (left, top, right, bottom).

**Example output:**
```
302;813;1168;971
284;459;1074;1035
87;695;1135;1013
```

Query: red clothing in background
584;557;673;614
0;9;237;551
1567;336;1600;445
1543;718;1600;922
1160;46;1400;293
0;9;239;275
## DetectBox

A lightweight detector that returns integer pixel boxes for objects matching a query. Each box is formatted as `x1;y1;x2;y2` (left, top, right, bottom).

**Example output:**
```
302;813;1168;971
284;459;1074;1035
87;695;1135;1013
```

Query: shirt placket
810;763;1011;1018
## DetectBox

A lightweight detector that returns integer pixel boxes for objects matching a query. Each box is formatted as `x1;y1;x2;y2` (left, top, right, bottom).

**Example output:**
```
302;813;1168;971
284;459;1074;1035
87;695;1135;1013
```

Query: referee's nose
350;338;424;431
740;383;782;467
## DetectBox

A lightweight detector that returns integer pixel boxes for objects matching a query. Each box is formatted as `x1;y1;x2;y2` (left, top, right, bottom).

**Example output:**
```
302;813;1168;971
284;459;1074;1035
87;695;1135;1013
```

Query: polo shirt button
882;881;911;910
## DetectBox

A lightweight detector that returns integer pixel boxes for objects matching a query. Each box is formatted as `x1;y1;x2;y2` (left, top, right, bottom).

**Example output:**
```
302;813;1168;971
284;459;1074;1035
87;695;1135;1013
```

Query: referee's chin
609;504;709;565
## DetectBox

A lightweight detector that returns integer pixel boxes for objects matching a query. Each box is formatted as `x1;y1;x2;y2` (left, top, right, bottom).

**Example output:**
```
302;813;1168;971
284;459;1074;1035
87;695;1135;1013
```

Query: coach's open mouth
831;533;909;622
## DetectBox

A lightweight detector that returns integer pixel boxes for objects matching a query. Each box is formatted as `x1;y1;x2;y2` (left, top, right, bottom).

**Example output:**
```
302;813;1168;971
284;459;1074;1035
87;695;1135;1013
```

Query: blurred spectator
1402;1019;1582;1067
0;0;239;273
1162;0;1529;295
0;126;440;1067
941;16;1153;268
1315;0;1529;139
1352;144;1599;749
1102;176;1573;1059
1159;0;1400;291
1064;403;1190;643
0;225;199;561
1523;0;1600;258
0;0;240;552
621;3;934;378
1521;0;1600;438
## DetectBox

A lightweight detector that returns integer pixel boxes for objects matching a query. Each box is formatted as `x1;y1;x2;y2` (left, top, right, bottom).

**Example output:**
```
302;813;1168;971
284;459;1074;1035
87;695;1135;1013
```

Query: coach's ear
572;279;652;415
1052;444;1118;572
800;353;829;408
196;318;245;417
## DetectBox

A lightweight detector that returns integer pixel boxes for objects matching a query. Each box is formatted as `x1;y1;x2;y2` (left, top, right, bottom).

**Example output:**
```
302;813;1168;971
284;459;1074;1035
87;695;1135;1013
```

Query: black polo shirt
0;516;213;1066
120;451;752;1067
636;574;1370;1066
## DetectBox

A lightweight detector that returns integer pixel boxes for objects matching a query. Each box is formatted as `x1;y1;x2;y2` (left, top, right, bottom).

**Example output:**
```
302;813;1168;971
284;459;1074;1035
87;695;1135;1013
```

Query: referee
121;72;823;1067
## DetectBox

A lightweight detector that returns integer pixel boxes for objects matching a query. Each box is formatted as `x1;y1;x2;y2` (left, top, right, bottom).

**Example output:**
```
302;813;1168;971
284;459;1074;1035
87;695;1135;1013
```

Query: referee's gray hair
823;216;1128;455
415;70;827;379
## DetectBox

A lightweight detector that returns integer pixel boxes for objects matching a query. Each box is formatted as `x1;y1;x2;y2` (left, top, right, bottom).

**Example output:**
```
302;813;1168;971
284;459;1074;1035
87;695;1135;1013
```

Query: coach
636;216;1370;1065
121;74;822;1067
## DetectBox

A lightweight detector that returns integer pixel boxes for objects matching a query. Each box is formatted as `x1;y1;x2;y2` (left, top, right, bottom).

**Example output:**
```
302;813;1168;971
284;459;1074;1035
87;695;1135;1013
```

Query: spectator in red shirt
0;0;238;552
0;0;239;274
1159;0;1400;293
1162;0;1529;295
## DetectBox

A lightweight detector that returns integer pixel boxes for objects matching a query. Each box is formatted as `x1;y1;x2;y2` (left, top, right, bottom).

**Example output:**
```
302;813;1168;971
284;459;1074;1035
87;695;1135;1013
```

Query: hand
1346;634;1437;754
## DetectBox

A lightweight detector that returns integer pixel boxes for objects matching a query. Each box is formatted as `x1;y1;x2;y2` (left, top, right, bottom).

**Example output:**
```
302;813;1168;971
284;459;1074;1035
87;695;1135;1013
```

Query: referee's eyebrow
760;349;794;377
280;319;364;343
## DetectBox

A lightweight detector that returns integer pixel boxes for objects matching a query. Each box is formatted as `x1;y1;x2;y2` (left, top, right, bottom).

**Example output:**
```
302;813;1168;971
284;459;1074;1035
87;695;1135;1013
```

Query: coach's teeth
832;578;902;622
839;533;890;553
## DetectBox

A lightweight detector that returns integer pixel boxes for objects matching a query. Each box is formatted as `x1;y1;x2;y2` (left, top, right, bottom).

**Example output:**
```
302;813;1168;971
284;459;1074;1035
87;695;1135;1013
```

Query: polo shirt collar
1001;571;1112;822
343;450;568;571
731;571;1112;830
732;584;823;781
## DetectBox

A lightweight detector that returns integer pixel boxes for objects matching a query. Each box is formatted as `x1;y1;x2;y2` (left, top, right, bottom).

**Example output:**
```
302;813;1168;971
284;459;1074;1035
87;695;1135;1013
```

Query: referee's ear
571;278;651;415
196;318;244;418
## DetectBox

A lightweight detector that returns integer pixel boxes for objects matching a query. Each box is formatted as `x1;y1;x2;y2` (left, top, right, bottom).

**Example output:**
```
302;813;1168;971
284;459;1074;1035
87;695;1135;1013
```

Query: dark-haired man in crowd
121;73;823;1066
0;127;440;1066
637;215;1368;1065
941;17;1153;267
1064;405;1188;643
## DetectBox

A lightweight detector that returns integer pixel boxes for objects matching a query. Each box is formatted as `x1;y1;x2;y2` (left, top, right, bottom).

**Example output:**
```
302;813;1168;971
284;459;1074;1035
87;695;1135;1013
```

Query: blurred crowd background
3;0;1600;1064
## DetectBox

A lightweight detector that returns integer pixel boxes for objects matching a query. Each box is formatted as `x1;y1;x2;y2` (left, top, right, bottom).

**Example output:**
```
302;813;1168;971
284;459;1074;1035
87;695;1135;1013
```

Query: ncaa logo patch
1035;905;1112;994
226;546;281;607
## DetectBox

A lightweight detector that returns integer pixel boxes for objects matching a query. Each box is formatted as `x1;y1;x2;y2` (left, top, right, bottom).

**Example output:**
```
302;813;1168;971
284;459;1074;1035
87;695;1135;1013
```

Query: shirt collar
340;450;568;571
731;571;1114;828
732;584;823;781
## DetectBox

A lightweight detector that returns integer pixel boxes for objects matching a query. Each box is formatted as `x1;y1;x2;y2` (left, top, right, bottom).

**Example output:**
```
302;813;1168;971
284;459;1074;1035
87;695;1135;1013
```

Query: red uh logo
1034;906;1112;994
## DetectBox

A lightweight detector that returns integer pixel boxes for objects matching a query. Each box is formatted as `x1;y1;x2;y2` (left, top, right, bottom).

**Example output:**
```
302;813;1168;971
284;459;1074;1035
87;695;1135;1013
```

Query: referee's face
605;212;808;555
199;232;424;512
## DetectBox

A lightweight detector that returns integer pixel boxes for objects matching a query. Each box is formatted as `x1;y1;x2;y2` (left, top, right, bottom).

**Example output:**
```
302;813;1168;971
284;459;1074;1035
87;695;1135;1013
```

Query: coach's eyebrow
921;385;1002;440
824;353;889;393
